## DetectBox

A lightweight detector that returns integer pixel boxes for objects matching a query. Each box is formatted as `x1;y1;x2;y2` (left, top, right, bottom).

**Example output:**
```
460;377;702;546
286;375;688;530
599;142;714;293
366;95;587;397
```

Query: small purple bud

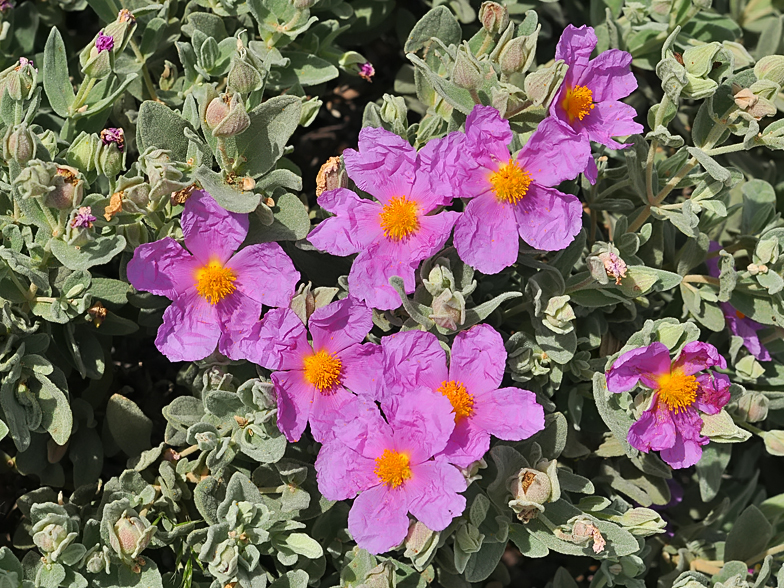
359;62;375;82
72;206;96;229
0;0;14;11
95;32;115;53
100;127;125;151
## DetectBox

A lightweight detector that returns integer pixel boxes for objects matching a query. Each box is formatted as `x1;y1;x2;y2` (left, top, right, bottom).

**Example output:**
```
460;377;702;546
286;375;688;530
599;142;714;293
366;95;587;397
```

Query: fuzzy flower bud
205;93;250;137
30;505;79;562
498;36;533;75
13;159;56;200
96;137;125;178
403;520;440;570
102;9;136;55
423;260;457;297
452;51;482;90
67;132;100;172
47;166;84;210
109;511;155;561
5;57;37;101
3;123;35;164
508;468;552;522
479;1;509;34
359;61;375;82
38;129;58;158
736;391;769;423
543;295;576;334
84;546;111;575
431;289;466;331
600;251;628;285
227;52;263;94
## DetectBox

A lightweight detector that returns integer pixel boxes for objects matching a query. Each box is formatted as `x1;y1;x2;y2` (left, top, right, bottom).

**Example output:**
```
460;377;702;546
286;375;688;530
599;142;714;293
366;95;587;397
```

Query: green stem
646;94;672;204
129;39;159;102
627;157;699;234
596;179;631;201
682;274;719;286
564;275;596;295
704;142;748;157
71;76;96;113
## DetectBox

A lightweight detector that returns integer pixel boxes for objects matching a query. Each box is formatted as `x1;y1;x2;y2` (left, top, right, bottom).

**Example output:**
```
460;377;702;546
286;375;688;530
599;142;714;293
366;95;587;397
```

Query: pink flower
706;242;771;362
606;341;730;469
236;297;382;442
359;62;375;82
100;128;124;151
127;190;299;362
453;105;589;274
71;206;96;228
316;389;466;554
307;128;460;310
95;31;114;53
550;25;643;182
380;324;545;467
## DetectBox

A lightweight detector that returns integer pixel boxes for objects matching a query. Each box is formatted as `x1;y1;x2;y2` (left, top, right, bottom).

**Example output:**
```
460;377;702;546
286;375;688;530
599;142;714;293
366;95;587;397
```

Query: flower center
374;449;412;488
562;85;595;123
656;369;699;413
735;310;746;320
303;350;342;393
379;196;420;241
489;160;532;205
196;261;237;305
437;380;475;422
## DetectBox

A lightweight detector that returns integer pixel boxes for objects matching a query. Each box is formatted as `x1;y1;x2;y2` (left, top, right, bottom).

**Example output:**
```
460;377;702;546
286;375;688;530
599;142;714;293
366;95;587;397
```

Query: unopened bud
67;132;100;172
508;468;552;522
764;430;784;456
205;93;250;137
737;391;769;423
110;513;154;559
227;54;262;94
4;123;35;164
431;289;465;331
479;1;509;34
452;51;482;90
46;166;83;210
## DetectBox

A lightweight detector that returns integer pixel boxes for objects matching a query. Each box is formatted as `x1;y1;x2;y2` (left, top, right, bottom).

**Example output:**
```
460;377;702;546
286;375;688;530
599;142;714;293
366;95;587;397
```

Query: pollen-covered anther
437;380;475;422
196;261;237;305
374;449;412;488
656;369;699;412
380;196;420;240
490;160;533;205
562;85;596;123
303;350;343;393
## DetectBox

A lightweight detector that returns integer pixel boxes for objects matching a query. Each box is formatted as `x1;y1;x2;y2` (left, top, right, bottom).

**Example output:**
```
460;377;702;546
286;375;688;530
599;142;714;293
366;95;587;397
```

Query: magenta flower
606;341;730;469
71;206;96;229
95;31;114;53
316;389;466;554
379;325;545;467
307;128;460;310
235;297;382;442
452;105;589;274
127;190;299;362
550;25;643;182
100;128;124;151
359;62;375;82
706;242;771;361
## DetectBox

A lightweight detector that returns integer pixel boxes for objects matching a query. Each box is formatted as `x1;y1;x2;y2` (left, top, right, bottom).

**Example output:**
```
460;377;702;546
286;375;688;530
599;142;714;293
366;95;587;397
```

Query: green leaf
33;374;73;446
696;443;731;502
137;101;195;163
724;505;773;562
404;6;461;53
89;278;131;306
0;418;8;442
593;373;636;458
43;28;75;118
50;235;126;271
283;533;323;559
194;166;261;214
508;524;549;558
236;96;302;178
245;193;310;243
273;52;339;88
700;410;752;443
106;393;152;457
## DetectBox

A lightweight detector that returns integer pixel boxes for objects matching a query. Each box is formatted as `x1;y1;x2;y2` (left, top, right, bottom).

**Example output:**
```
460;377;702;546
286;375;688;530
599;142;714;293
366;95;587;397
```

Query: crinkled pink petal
181;190;248;264
554;25;597;82
382;330;448;403
694;372;731;415
722;303;771;361
584;154;598;184
578;49;638;102
464;105;514;162
309;297;373;354
418;130;472;206
627;398;676;452
453;193;519;274
272;369;315;442
405;458;467;531
389;387;455;463
673;341;726;375
513;184;583;251
315;440;377;501
309;384;358;443
579;100;643;149
517;117;591;187
348;484;410;554
127;237;200;299
472;387;545;441
660;409;708;469
449;324;507;394
216;292;263;360
155;290;220;362
331;397;395;459
347;247;415;311
606;342;671;392
344;127;417;205
238;307;310;369
440;419;490;467
308;189;384;256
227;243;299;309
338;342;384;399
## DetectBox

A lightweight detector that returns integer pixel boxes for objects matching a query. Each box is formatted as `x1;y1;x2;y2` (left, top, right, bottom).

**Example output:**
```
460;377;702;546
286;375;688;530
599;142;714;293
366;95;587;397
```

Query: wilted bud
228;52;263;94
67;132;100;172
71;206;96;229
508;468;552;522
46;166;84;210
737;391;769;422
362;562;396;588
315;156;347;197
431;289;466;331
755;55;784;86
499;36;533;75
114;175;151;210
479;2;509;34
452;51;482;90
80;32;113;78
598;251;628;285
4;123;35;164
205;93;250;138
358;61;375;82
109;511;155;561
103;10;136;55
88;301;108;327
569;517;606;553
543;295;576;334
84;546;111;575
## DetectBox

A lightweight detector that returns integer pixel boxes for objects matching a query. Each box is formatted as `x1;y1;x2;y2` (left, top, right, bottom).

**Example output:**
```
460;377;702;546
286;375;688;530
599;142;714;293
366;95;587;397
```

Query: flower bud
358;61;375;82
431;289;465;331
139;147;188;201
208;539;239;579
81;45;112;78
84;546;111;575
205;93;250;138
508;468;552;522
498;36;532;75
4;123;35;164
315;156;347;197
755;55;784;86
33;522;69;554
46;166;84;210
13;159;56;200
227;52;263;94
195;430;218;451
452;51;482;90
4;58;37;102
103;9;136;54
543;295;576;334
622;1;648;23
379;94;407;129
479;2;509;34
423;260;456;297
403;520;439;569
96;141;124;178
66;132;100;173
30;505;78;562
455;522;484;554
115;175;151;210
737;392;769;422
110;512;154;560
599;251;628;285
764;430;784;456
38;129;58;158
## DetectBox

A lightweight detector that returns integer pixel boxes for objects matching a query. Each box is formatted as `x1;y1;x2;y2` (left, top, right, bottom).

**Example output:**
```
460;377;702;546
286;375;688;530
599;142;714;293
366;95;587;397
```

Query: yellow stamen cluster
303;350;343;393
562;85;595;123
437;380;475;422
656;369;699;413
374;449;412;488
196;261;237;305
379;196;420;241
489;160;533;205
